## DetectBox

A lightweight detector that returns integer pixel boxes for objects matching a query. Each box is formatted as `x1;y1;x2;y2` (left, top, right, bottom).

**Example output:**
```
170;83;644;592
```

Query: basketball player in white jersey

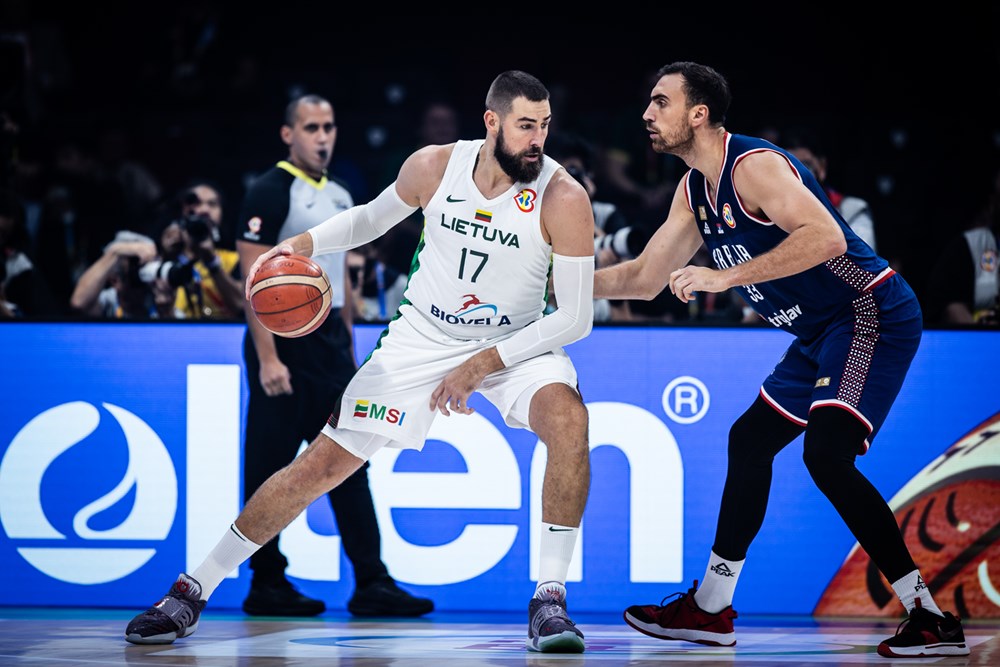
125;70;597;654
235;95;433;619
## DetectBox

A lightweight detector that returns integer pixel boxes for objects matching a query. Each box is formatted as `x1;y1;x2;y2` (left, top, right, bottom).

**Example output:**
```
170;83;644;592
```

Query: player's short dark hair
656;61;731;126
485;70;549;117
284;94;333;127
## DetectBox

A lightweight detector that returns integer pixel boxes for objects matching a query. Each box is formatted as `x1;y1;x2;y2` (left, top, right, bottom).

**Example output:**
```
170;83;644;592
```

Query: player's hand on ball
248;254;331;338
245;243;295;299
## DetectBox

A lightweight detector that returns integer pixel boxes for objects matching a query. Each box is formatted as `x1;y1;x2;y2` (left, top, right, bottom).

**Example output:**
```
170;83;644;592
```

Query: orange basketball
249;254;332;338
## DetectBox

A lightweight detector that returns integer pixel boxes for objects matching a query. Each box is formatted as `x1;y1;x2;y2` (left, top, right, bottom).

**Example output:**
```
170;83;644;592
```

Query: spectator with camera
71;182;242;320
162;181;244;320
68;229;163;319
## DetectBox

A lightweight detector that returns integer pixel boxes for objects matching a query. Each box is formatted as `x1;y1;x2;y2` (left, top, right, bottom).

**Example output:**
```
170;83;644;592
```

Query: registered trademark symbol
661;376;710;424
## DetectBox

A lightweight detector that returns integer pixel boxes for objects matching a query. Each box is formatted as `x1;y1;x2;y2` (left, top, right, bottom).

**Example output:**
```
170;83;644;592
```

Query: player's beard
650;122;695;157
495;127;544;183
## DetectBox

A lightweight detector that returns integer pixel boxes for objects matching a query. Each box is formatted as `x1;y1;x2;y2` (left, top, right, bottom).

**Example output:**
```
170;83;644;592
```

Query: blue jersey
685;133;894;341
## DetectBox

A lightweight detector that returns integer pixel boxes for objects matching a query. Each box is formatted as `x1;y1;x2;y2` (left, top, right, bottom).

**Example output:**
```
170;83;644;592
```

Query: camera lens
163;259;195;287
183;214;211;243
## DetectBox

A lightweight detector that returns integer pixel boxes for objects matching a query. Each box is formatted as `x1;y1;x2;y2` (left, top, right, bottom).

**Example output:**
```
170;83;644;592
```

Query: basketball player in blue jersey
595;62;968;658
125;71;596;653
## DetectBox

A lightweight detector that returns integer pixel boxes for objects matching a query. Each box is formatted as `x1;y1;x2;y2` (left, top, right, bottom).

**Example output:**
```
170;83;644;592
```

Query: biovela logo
0;401;177;584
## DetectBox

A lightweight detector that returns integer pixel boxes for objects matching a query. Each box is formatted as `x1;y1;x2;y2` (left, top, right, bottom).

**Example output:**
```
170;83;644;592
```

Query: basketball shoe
527;582;585;653
876;599;969;658
347;576;434;617
125;573;206;645
623;580;737;646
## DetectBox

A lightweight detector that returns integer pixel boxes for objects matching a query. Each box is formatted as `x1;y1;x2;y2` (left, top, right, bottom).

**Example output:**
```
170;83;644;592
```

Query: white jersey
402;139;560;340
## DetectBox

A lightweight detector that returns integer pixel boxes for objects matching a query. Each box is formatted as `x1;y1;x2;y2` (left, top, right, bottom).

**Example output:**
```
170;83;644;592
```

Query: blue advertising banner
1;322;997;615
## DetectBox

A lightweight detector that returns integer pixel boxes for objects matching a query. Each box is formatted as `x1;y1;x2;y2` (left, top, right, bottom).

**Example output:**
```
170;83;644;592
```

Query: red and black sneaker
623;580;737;647
877;599;969;658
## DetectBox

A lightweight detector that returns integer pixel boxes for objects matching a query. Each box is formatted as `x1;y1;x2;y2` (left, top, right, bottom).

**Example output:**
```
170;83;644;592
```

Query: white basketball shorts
322;304;579;460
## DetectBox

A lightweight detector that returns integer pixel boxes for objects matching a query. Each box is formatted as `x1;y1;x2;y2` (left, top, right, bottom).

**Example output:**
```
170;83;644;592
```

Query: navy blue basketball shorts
760;275;923;453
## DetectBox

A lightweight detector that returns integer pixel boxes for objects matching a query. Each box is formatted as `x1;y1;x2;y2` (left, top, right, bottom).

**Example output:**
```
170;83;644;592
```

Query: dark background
2;4;998;310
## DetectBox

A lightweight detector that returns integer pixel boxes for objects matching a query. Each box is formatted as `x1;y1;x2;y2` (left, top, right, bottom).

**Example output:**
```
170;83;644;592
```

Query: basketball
249;254;332;338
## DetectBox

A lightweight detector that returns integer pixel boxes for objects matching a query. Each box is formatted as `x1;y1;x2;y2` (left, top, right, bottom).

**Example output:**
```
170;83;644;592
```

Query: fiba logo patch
0;401;177;584
513;188;537;212
722;203;736;228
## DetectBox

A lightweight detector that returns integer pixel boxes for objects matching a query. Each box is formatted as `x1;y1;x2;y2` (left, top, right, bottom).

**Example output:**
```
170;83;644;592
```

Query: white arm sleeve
494;253;595;367
307;182;418;256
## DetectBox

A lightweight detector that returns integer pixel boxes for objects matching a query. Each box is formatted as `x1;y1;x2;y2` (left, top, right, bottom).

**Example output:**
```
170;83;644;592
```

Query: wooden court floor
1;607;996;666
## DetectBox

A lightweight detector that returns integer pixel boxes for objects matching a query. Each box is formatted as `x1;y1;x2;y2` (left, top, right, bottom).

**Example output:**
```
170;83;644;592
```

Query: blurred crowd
1;5;997;327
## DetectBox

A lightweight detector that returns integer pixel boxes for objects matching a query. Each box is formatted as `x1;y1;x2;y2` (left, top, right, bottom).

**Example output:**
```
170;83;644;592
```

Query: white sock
693;550;744;613
537;522;578;589
190;523;261;600
892;569;943;616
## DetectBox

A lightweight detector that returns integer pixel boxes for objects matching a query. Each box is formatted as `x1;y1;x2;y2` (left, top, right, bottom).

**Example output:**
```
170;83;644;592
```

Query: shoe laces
893;599;942;636
530;591;577;635
658;579;699;608
531;600;577;635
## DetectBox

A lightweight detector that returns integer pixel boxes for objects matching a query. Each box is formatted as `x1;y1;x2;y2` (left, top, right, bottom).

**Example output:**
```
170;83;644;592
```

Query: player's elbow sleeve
555;253;595;337
494;254;594;367
309;182;417;255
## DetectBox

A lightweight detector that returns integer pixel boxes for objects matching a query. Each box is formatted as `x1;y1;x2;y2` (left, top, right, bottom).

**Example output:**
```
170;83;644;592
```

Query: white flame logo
0;401;177;584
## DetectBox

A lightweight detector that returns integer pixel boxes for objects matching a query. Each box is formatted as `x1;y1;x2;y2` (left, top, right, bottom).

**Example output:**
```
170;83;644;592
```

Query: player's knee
802;443;838;488
802;443;860;495
727;400;789;466
544;406;589;457
553;402;589;447
727;412;757;463
566;397;589;430
802;407;866;486
569;402;590;447
729;411;787;470
537;389;588;430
